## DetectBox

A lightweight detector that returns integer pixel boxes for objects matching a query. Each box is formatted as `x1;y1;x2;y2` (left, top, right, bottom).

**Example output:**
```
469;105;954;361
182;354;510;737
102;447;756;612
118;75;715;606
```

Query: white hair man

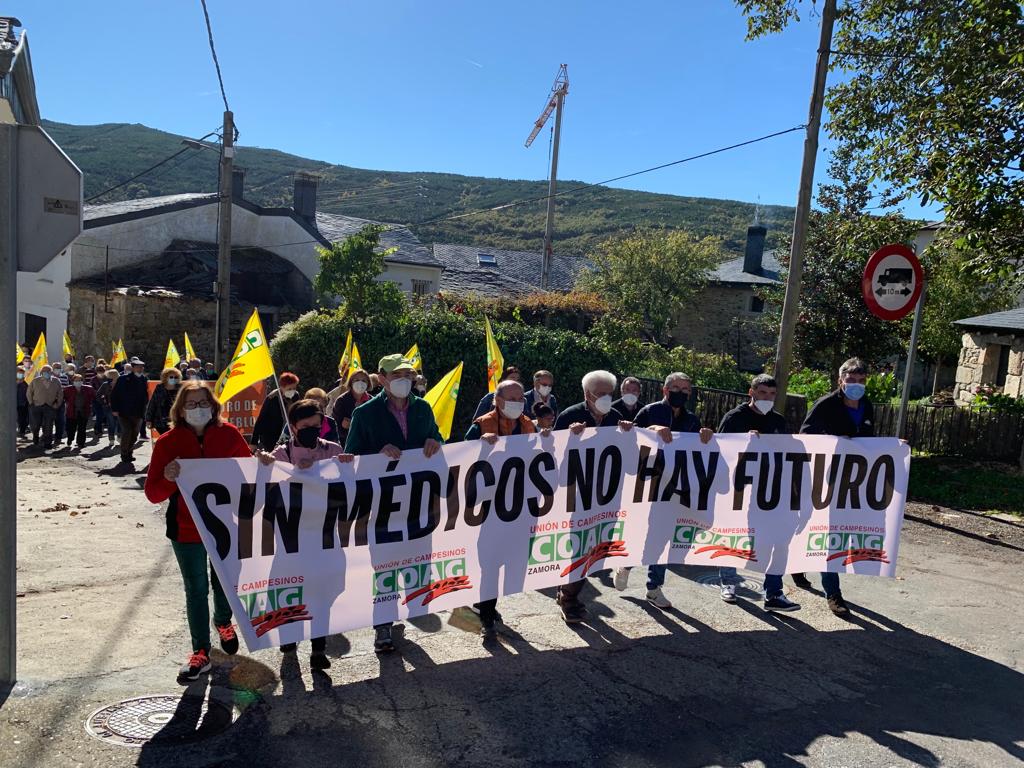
552;369;634;624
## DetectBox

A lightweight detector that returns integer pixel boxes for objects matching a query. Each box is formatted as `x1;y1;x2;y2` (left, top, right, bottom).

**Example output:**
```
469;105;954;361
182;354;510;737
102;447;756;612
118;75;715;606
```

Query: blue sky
9;1;931;217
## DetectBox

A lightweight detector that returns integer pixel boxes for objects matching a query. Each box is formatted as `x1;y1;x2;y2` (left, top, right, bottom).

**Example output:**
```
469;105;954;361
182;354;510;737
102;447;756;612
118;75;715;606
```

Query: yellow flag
405;343;423;373
484;317;504;394
62;330;74;358
111;339;128;365
350;342;363;372
338;329;353;374
424;361;463;441
215;308;275;404
184;333;197;362
15;344;24;364
164;339;181;370
25;333;48;383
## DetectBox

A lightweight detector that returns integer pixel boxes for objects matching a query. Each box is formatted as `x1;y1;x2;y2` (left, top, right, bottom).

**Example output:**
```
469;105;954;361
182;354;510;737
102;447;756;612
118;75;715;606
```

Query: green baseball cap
378;353;416;374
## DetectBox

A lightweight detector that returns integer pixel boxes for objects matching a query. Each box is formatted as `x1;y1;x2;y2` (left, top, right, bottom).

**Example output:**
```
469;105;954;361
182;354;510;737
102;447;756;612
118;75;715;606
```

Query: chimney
293;172;318;222
743;223;767;275
231;168;245;201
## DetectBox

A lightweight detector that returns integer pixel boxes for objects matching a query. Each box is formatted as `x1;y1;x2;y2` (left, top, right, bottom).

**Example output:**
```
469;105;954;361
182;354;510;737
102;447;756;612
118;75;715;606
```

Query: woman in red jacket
145;380;253;683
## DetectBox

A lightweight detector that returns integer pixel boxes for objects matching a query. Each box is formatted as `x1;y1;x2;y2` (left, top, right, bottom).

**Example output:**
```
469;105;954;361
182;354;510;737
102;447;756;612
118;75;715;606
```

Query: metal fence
636;378;1024;463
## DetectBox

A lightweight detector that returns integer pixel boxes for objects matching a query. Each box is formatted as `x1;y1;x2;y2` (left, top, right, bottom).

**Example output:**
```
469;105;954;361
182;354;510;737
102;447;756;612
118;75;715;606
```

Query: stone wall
954;330;1024;403
671;284;773;371
67;286;301;374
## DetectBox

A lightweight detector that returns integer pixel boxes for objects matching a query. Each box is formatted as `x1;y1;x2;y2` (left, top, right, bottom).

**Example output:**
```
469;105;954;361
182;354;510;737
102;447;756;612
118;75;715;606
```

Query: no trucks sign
862;243;924;321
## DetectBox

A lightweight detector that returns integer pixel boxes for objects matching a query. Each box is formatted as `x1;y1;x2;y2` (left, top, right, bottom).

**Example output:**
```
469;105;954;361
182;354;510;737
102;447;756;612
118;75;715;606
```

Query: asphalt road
2;437;1022;768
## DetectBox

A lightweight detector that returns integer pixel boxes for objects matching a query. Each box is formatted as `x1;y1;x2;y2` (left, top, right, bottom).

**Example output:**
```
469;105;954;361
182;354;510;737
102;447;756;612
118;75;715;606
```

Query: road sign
16;124;82;272
862;243;924;321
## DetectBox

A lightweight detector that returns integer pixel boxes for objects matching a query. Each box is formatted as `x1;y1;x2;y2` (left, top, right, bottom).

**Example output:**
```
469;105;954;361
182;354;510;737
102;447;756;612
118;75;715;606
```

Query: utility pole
772;0;837;406
214;110;234;371
525;65;569;291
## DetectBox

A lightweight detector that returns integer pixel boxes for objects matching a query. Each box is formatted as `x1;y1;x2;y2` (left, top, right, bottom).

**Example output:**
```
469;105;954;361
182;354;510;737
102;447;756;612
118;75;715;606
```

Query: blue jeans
54;407;66;443
719;567;784;598
820;571;840;598
646;564;666;590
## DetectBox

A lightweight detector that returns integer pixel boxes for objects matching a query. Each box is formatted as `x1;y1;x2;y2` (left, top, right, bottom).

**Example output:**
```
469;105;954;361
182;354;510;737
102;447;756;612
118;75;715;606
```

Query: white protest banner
175;431;909;650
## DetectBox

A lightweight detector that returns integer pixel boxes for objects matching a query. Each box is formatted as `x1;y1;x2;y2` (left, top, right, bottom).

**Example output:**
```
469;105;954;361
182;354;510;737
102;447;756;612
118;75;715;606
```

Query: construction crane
525;64;568;291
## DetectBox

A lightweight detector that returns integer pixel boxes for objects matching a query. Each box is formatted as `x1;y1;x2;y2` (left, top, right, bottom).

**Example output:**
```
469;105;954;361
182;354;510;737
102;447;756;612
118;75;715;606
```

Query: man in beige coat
27;364;64;450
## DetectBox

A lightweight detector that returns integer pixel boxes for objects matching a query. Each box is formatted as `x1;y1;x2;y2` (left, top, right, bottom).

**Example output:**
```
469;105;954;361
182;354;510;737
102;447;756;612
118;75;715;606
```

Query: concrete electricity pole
772;0;837;406
214;110;234;371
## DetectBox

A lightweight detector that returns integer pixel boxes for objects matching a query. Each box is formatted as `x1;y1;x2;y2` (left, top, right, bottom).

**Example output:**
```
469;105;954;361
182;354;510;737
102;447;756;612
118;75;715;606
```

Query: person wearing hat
345;353;443;653
110;358;150;464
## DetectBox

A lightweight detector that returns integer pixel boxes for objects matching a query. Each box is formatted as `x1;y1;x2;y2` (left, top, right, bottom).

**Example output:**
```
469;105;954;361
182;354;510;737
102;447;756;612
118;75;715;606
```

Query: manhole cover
85;694;234;747
694;572;764;593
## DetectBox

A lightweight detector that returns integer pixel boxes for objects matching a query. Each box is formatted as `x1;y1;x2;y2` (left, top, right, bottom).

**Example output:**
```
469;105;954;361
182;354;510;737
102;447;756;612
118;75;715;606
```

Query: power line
85;128;221;203
411;124;807;226
199;0;231;114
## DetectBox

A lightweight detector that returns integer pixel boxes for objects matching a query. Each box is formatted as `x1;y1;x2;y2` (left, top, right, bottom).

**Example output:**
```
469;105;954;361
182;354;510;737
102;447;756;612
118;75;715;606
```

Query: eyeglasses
184;401;213;410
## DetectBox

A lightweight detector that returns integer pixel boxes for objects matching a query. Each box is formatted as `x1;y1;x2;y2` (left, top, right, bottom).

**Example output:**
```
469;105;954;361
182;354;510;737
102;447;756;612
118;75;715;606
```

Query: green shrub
787;369;832;403
972;385;1024;415
866;372;900;403
270;303;747;437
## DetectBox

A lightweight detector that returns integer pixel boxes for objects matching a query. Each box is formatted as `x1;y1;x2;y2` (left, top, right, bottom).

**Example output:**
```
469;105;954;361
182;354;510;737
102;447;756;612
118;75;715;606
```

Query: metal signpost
0;122;82;685
862;243;926;439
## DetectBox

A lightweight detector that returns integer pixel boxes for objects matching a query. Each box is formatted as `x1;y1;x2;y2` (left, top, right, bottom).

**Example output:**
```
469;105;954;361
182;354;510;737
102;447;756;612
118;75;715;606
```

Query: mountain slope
43;120;794;255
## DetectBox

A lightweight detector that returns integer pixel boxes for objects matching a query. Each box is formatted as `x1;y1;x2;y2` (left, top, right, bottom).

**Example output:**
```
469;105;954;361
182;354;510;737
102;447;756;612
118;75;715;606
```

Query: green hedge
270;305;748;439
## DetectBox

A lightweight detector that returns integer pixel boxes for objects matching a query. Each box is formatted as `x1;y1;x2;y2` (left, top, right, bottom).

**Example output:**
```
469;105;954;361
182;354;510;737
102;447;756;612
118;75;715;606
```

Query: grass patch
908;456;1024;515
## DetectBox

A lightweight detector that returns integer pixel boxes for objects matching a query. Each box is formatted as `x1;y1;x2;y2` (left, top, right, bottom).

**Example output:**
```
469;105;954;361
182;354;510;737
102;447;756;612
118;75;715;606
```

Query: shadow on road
133;607;1024;767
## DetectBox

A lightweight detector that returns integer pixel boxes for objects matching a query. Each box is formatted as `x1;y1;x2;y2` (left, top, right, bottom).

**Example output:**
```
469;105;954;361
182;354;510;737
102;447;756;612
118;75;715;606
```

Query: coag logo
238;586;312;637
373;558;472;607
673;525;757;561
529;520;629;577
806;531;889;564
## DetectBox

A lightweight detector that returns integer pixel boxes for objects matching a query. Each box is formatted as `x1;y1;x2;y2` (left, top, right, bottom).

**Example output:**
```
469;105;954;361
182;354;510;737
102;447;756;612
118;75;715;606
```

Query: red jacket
63;384;95;419
145;421;252;543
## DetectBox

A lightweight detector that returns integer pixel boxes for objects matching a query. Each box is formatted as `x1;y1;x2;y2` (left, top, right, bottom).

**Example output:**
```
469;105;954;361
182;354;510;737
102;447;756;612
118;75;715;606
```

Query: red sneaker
215;623;239;655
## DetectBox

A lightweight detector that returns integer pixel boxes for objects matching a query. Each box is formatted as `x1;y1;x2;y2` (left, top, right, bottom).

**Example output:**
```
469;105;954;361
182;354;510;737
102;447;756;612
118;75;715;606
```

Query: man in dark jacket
611;376;645;422
614;372;713;609
796;357;874;617
552;370;633;624
251;372;300;451
716;373;799;612
345;353;442;652
473;366;522;420
110;358;150;464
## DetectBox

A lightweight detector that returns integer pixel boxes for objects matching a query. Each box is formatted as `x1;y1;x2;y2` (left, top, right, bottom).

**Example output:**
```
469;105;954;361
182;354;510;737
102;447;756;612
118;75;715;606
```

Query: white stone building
953;309;1024;403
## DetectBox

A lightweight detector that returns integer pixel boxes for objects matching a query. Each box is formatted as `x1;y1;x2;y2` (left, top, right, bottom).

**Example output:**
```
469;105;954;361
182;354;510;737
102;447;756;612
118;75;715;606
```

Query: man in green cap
345;353;444;652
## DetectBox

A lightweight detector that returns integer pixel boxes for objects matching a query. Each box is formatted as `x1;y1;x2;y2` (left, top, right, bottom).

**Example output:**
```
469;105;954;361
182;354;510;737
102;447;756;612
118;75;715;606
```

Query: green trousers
171;541;232;653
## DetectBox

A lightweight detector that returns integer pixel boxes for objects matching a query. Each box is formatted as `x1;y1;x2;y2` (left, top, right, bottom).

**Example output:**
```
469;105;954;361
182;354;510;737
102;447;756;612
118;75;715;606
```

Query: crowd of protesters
21;341;877;683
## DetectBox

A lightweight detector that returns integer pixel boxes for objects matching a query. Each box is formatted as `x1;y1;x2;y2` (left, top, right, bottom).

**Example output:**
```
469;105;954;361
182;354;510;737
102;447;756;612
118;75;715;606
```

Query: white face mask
753;399;774;415
500;401;525;420
388;377;412;399
184;407;212;427
351;380;368;395
621;393;639;407
537;384;552;397
592;394;613;415
282;388;297;398
73;382;83;390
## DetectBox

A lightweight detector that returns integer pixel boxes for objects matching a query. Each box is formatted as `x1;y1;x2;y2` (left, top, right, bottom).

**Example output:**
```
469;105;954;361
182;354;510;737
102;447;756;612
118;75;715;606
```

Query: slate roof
710;250;783;286
953;308;1024;334
70;239;311;308
315;212;441;268
84;193;218;224
432;243;591;297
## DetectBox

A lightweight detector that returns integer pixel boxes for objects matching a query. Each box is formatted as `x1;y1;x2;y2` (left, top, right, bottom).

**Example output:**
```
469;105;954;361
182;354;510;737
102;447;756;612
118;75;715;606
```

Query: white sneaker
646;587;671;610
720;584;737;603
613;567;630;591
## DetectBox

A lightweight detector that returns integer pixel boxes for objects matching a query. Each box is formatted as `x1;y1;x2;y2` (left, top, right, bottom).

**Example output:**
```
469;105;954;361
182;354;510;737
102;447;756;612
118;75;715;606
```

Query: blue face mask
843;382;866;401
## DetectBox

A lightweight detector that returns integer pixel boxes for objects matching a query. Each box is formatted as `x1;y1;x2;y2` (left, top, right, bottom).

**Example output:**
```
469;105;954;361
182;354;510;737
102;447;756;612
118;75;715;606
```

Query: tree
578;229;721;342
735;0;1024;282
762;148;918;373
313;224;406;322
917;246;1017;393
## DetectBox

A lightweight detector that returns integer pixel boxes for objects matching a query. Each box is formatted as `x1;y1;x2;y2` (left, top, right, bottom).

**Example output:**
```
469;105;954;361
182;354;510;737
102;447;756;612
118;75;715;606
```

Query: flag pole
272;369;293;444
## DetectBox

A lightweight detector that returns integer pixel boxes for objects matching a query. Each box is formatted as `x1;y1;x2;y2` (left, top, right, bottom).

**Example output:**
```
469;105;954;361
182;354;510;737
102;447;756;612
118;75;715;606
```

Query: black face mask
667;390;690;408
296;425;320;449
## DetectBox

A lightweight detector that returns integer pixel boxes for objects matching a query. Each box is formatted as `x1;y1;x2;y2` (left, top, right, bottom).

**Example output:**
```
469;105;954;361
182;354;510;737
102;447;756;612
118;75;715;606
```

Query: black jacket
251;389;298;450
145;385;176;433
612;397;644;422
553;401;624;430
800;390;875;437
109;374;150;420
718;403;789;434
634;399;702;433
